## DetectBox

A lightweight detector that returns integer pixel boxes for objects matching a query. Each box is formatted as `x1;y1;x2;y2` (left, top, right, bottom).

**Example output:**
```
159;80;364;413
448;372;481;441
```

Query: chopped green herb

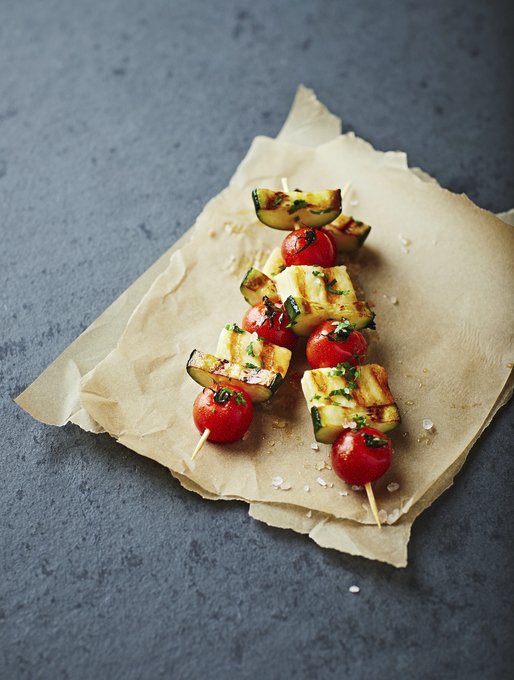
288;199;309;214
311;394;322;401
213;386;241;405
294;227;317;253
246;343;255;357
245;362;259;370
273;194;284;207
235;392;247;406
225;323;245;333
362;433;388;448
261;295;285;329
353;414;367;429
329;387;354;401
311;271;349;296
325;319;356;342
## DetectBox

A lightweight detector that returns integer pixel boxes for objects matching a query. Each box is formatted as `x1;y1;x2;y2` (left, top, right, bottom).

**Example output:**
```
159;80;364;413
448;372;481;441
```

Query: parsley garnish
294;227;317;254
288;199;309;214
245;362;259;370
273;194;284;207
213;386;246;406
328;387;354;401
353;414;367;429
325;319;355;342
311;270;349;296
261;296;286;329
311;394;322;401
246;343;255;357
225;323;245;333
362;433;388;448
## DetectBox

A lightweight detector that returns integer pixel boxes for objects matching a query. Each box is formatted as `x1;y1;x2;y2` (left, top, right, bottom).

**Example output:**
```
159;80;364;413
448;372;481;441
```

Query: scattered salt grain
387;508;401;525
304;485;310;492
271;476;284;488
316;477;327;488
327;483;334;488
315;461;326;471
390;296;398;305
280;482;292;491
306;510;312;518
387;482;400;493
422;418;434;431
349;585;360;594
399;233;412;247
350;199;359;207
378;509;388;524
351;485;363;491
310;442;319;451
242;430;251;441
338;491;349;497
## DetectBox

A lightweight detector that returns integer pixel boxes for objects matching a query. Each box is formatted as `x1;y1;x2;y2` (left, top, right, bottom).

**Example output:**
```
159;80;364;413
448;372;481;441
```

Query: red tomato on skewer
306;320;367;368
331;427;393;486
242;298;298;350
281;227;336;267
193;385;253;443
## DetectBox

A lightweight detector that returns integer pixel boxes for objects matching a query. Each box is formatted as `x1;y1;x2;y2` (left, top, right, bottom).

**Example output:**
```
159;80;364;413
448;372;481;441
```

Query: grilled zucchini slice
262;247;286;279
302;364;400;443
240;268;280;305
283;297;374;337
186;350;283;403
253;189;341;230
274;265;358;305
216;326;291;377
323;215;371;253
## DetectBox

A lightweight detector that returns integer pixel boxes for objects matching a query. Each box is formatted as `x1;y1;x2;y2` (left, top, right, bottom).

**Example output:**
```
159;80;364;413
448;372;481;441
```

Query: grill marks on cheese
216;327;291;377
275;265;357;306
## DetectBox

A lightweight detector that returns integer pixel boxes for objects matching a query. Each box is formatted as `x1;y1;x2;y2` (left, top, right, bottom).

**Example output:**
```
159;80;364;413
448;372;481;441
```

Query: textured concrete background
1;1;513;678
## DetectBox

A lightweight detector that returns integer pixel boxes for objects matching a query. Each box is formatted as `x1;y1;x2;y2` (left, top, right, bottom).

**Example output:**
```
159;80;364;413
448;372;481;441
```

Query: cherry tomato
331;426;392;485
281;227;336;267
242;298;298;350
192;385;253;443
306;320;367;368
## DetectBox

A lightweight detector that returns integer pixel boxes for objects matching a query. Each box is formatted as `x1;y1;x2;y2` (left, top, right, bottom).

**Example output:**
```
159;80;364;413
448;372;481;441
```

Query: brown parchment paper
16;87;514;567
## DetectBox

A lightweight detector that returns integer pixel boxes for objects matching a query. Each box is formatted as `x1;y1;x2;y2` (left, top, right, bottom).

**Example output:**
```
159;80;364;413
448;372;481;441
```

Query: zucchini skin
323;215;371;253
239;267;280;306
253;189;342;230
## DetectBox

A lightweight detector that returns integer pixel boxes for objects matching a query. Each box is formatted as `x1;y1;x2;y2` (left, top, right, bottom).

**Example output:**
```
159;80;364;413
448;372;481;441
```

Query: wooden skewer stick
281;176;289;193
340;181;352;206
192;428;211;460
365;482;382;528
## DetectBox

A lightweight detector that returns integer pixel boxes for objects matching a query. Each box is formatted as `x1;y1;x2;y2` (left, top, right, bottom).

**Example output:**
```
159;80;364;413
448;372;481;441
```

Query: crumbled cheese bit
310;442;319;451
422;418;434;431
378;509;388;524
306;510;312;518
349;585;360;594
271;476;284;488
316;477;327;488
280;482;292;491
304;484;310;492
351;485;363;491
387;482;400;493
338;491;348;497
387;508;401;525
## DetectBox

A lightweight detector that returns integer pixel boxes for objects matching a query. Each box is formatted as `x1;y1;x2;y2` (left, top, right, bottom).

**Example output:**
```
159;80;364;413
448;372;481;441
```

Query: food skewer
191;428;210;460
365;482;381;528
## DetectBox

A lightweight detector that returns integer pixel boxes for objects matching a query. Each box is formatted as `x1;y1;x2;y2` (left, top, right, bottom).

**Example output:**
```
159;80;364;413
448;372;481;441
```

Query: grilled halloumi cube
186;350;283;403
275;265;358;305
216;326;291;377
262;248;286;279
301;364;400;443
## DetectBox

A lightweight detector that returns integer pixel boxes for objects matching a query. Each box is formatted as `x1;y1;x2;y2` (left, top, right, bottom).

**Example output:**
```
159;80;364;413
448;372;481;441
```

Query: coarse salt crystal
350;199;359;207
315;461;325;471
316;477;327;488
351;485;363;491
423;418;434;431
304;485;310;492
390;296;398;305
378;509;388;524
280;482;292;491
387;482;400;493
387;509;401;524
306;510;312;518
271;476;284;488
399;233;412;246
349;585;360;594
310;442;319;451
338;491;349;497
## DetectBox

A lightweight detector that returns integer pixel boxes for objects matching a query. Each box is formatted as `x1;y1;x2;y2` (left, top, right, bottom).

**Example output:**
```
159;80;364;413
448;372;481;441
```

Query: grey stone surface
1;0;513;678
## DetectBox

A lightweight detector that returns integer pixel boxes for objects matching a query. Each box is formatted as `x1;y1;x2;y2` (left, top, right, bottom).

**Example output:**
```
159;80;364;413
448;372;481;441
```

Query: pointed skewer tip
192;428;211;460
